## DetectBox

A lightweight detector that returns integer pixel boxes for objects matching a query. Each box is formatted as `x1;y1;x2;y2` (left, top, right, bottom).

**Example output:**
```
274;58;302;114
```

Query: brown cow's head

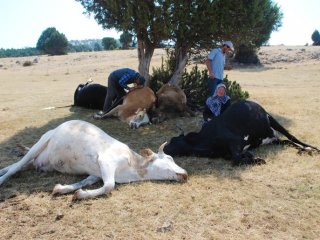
129;108;150;129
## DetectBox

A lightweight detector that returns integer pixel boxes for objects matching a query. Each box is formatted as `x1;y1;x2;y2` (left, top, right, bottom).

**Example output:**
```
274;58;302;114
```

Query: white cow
0;120;188;200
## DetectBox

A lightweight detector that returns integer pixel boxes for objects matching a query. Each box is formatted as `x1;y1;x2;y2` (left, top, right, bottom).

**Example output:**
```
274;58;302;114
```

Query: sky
0;0;319;49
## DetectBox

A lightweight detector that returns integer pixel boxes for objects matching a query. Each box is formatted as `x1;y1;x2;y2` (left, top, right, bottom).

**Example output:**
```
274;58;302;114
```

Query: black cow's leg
241;151;266;165
229;141;266;166
229;142;244;166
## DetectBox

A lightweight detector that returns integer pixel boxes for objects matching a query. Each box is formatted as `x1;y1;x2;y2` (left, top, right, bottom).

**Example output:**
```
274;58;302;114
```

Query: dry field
0;46;320;239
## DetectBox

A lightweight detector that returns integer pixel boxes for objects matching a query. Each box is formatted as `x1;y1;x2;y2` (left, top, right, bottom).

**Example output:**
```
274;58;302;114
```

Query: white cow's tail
0;130;53;186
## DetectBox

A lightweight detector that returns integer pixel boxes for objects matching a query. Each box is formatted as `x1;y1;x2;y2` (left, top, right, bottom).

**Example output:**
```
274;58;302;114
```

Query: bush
149;57;172;93
180;66;209;108
180;67;249;109
149;50;249;110
36;27;68;55
22;61;33;67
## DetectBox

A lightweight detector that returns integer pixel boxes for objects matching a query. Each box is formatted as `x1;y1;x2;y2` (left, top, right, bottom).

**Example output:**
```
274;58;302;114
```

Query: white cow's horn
158;142;167;158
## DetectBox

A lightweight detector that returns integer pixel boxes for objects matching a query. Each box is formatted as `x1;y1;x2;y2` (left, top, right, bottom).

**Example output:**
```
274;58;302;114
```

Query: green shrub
180;67;249;109
149;56;172;93
149;50;250;110
223;75;250;101
180;65;209;108
234;44;260;64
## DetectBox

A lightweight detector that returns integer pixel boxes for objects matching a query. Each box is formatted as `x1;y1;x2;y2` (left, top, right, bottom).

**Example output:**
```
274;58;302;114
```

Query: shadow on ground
0;106;296;200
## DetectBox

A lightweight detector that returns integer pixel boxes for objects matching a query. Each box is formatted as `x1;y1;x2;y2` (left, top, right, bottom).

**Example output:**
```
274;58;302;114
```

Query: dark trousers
208;77;223;96
103;73;126;112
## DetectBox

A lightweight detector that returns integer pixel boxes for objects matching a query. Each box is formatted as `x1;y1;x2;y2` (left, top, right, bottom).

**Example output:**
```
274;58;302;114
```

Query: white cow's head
139;142;188;182
129;108;150;129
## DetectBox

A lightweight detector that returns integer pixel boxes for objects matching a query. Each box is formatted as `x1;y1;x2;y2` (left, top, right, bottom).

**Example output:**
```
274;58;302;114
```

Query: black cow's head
163;134;190;157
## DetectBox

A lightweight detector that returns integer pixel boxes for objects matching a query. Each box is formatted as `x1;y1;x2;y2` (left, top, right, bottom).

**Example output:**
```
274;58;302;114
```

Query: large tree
167;0;282;84
77;0;282;84
167;1;218;84
77;0;170;82
213;0;282;64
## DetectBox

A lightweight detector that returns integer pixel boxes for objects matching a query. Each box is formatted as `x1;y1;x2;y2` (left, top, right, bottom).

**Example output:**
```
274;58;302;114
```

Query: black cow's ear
140;148;154;157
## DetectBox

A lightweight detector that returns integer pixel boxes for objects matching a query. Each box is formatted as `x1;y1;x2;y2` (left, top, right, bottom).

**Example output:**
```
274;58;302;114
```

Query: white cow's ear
158;142;167;158
140;148;156;166
140;148;154;157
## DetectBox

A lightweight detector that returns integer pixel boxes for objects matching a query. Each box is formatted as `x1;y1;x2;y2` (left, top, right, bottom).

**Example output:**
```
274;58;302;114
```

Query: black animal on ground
73;81;107;110
163;100;319;165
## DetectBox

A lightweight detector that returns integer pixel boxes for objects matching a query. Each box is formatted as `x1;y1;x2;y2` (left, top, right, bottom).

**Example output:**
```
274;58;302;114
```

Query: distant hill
0;38;122;58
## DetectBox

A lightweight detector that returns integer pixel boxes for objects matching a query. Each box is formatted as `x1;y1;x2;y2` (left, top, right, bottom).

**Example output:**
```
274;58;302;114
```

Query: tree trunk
169;46;189;85
137;38;155;86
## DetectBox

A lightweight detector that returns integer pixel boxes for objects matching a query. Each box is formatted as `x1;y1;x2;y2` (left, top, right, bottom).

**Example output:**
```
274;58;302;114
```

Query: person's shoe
93;111;104;119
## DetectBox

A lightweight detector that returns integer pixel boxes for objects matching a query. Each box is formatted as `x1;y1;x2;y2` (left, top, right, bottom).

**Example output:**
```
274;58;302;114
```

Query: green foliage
102;37;118;50
223;75;250;101
311;30;320;46
215;0;282;47
149;57;172;93
180;66;209;108
214;0;283;64
36;27;68;55
149;48;176;92
77;0;283;82
180;67;249;109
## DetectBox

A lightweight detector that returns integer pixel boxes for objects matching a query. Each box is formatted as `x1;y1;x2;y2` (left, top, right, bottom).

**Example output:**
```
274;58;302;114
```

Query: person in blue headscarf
203;83;231;123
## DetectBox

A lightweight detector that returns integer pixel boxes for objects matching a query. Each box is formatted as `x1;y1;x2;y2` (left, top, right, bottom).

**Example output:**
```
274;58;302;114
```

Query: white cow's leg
0;130;52;186
52;175;100;195
0;165;11;176
73;157;115;200
0;160;34;177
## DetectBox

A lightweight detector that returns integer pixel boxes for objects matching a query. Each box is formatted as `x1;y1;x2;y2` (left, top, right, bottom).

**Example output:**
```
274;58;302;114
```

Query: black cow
74;81;107;110
164;100;319;165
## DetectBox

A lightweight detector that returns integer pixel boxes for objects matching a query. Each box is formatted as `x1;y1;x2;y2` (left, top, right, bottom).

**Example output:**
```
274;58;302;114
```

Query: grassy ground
0;47;320;239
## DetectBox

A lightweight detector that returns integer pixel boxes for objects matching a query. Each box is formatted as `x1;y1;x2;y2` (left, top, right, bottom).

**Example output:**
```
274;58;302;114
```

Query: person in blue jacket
102;68;145;112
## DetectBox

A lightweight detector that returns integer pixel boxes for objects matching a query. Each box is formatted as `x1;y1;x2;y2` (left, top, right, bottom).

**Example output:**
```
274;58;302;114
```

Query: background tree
36;27;68;55
311;30;320;46
93;42;103;51
102;37;118;50
120;31;133;49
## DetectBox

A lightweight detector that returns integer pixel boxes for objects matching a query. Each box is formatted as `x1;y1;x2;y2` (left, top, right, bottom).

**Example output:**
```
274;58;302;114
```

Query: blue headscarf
206;83;230;116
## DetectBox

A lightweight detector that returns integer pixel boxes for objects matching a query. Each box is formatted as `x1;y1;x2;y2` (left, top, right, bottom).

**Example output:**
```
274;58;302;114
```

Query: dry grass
0;46;320;239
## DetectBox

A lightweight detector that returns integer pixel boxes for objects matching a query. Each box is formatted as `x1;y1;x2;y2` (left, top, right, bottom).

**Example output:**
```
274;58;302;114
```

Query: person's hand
129;85;143;92
209;72;214;80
